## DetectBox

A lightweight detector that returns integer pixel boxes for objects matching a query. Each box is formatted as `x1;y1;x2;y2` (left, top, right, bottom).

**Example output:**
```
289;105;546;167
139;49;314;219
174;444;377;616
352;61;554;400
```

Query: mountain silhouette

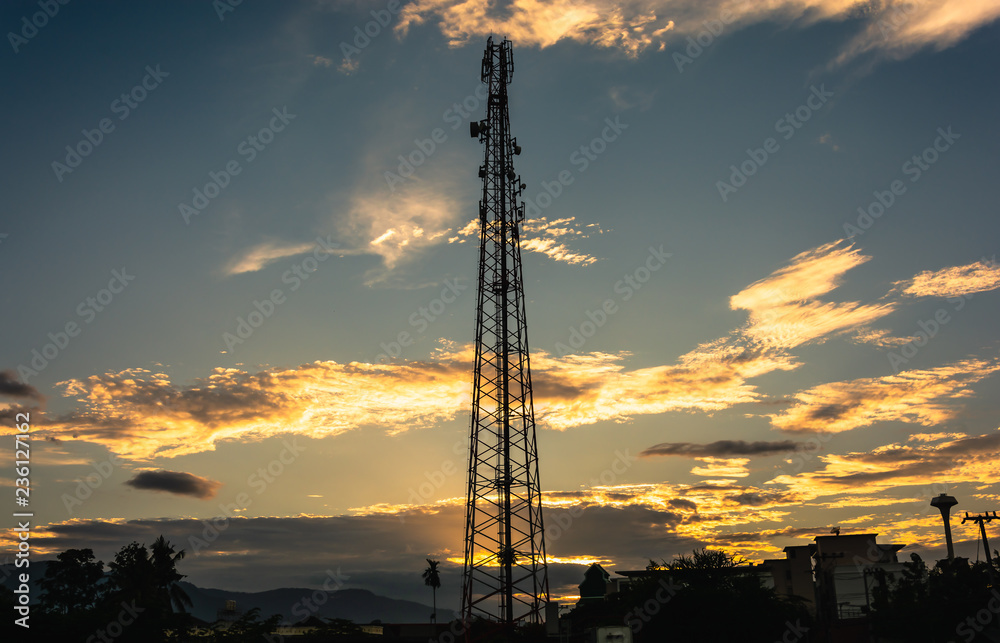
2;563;455;624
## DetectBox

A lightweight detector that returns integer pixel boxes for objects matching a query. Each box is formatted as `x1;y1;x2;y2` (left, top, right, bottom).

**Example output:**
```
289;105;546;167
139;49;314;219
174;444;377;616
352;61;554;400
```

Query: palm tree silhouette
422;559;441;623
150;535;193;615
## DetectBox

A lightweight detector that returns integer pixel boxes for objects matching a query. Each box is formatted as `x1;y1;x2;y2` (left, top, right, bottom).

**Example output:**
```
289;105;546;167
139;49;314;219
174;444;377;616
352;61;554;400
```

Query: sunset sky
2;0;1000;609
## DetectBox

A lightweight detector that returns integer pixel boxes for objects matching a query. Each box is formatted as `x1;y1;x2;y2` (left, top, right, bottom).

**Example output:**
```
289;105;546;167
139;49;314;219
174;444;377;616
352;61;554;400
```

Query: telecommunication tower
462;36;549;630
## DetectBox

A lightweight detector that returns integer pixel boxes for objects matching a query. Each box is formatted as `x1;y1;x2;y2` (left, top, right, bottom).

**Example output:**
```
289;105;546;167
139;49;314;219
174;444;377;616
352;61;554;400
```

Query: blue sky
2;0;1000;608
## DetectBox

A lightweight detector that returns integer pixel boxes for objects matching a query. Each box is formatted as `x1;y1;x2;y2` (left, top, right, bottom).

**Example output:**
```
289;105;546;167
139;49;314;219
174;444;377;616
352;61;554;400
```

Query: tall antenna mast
462;36;549;632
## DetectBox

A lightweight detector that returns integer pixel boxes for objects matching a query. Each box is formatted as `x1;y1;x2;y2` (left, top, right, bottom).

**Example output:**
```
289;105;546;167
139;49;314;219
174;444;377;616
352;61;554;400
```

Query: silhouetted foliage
299;617;368;640
566;548;812;643
39;548;106;615
0;584;22;639
31;535;193;643
423;558;441;622
106;538;193;640
205;606;281;642
870;553;1000;641
33;548;110;640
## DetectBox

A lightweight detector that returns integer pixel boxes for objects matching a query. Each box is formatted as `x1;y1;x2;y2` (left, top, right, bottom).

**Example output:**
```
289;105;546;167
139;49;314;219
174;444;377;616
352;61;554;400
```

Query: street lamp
930;493;958;561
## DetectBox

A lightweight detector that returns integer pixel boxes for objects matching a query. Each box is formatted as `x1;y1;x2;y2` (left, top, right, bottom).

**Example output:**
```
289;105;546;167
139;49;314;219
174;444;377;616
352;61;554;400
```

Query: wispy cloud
396;0;676;57
394;0;1000;65
833;1;1000;66
769;429;1000;501
224;240;324;275
310;54;333;67
729;240;894;350
341;182;462;282
899;258;1000;298
690;457;750;478
768;357;1000;434
449;216;603;265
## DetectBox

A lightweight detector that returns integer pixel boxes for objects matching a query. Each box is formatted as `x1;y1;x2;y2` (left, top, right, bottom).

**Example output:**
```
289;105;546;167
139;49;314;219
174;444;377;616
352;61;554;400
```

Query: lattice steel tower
462;36;549;629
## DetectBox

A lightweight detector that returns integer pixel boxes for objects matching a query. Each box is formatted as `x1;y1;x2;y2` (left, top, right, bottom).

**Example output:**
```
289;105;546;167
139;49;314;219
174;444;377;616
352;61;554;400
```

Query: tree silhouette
106;536;192;640
39;548;106;615
422;559;441;623
32;549;108;641
150;535;193;615
30;536;195;641
108;541;155;604
870;553;998;641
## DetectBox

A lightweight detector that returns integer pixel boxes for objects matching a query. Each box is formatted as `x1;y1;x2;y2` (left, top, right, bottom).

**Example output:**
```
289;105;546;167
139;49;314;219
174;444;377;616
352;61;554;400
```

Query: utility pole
461;36;549;635
963;511;998;572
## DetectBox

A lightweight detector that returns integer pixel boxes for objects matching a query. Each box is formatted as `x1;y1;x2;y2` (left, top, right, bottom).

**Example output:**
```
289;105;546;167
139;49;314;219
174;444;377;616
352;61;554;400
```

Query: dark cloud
125;470;223;499
641;439;801;458
808;403;851;421
713;526;828;545
729;491;792;507
668;498;698;512
0;370;44;402
532;377;588;400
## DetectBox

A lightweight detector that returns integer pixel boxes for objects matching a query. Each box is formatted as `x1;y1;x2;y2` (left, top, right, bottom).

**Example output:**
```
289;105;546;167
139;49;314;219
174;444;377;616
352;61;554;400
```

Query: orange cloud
729;240;894;350
343;183;461;280
899;258;1000;298
453;216;603;265
223;238;341;276
37;343;790;459
394;0;1000;64
396;0;676;57
768;358;1000;434
690;457;750;478
767;429;1000;501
